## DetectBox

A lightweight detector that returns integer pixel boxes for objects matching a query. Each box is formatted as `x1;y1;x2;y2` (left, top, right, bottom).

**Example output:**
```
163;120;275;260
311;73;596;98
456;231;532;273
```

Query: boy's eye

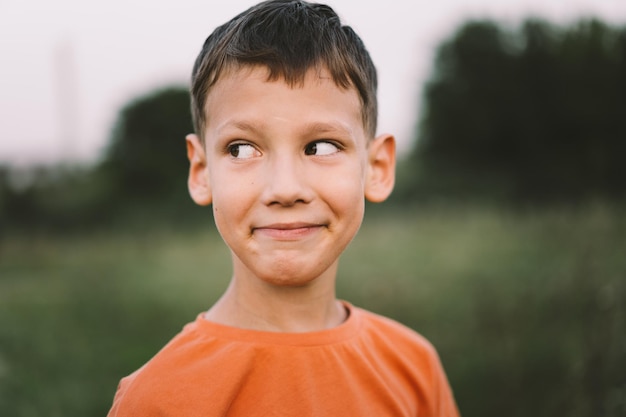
228;143;259;159
304;141;339;156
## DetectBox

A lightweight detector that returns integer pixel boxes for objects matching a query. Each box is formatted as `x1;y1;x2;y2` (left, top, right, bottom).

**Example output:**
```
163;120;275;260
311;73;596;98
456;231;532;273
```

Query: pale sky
1;0;624;166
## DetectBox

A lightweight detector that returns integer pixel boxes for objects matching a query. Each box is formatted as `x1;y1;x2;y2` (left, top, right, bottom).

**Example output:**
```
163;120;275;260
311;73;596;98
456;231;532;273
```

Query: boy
108;1;460;415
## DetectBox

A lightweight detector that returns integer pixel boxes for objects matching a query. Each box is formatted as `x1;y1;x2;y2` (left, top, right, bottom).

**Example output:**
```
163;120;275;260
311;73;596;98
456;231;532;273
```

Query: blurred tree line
398;18;626;204
1;87;205;233
2;17;626;232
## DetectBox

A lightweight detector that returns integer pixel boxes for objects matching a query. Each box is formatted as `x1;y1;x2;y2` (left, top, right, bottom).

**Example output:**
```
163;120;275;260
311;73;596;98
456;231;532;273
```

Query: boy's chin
254;266;329;288
237;257;337;289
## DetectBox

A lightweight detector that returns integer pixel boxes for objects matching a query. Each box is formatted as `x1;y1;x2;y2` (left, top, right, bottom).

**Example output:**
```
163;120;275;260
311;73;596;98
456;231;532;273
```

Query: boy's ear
365;133;396;203
186;134;212;206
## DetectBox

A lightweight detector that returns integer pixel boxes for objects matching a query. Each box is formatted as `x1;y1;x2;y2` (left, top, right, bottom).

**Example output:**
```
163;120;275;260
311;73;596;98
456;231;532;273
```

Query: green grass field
1;203;624;417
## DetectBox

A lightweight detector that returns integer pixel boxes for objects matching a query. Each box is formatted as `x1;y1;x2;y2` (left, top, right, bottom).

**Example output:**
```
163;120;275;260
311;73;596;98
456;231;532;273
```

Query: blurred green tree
99;86;193;205
406;18;626;203
1;86;207;233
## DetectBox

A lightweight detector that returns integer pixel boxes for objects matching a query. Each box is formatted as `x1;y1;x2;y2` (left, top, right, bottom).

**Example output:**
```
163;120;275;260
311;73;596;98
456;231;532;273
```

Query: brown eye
305;141;339;156
228;144;259;159
304;143;317;156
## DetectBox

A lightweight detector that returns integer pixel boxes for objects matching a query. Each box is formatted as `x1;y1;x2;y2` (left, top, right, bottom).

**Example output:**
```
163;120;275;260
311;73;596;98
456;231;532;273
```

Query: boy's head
190;0;378;141
186;0;395;288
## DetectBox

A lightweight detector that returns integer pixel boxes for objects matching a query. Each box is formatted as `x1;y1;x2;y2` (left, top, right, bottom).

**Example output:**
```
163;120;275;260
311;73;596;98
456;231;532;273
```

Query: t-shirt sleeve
430;349;461;417
106;370;139;417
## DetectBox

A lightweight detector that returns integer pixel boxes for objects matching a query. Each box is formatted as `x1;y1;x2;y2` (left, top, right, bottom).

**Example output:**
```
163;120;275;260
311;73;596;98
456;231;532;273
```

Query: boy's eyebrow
216;120;262;136
302;121;355;138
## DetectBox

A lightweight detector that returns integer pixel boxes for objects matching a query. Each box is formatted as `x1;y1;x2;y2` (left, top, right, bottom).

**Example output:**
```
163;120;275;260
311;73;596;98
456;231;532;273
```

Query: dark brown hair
190;0;378;141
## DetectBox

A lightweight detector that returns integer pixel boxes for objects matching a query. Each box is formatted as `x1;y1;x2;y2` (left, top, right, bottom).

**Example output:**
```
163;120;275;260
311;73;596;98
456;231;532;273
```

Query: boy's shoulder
356;304;435;349
353;304;444;369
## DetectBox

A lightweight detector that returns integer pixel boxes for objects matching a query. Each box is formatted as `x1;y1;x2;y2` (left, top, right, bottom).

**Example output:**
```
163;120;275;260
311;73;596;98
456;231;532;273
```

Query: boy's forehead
204;65;366;135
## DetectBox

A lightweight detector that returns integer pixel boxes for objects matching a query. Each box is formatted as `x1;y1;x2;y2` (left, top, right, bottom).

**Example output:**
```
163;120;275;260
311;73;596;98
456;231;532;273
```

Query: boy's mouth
252;223;325;240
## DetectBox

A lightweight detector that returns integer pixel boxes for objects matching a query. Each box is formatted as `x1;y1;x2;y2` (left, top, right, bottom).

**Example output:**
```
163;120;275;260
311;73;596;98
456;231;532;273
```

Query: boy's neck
205;268;347;333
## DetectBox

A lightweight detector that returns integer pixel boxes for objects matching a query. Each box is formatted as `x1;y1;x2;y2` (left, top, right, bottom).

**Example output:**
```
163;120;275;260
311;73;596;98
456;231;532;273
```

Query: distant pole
54;38;79;163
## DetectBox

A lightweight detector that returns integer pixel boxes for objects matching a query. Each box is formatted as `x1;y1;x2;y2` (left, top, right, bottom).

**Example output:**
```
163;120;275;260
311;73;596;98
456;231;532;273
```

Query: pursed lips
252;222;325;240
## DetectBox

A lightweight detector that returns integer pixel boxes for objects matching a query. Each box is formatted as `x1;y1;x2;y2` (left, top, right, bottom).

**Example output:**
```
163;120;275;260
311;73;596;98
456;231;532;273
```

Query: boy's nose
260;155;314;206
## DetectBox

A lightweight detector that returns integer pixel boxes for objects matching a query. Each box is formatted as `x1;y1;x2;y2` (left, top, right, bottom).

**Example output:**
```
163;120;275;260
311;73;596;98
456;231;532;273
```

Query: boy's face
187;66;395;287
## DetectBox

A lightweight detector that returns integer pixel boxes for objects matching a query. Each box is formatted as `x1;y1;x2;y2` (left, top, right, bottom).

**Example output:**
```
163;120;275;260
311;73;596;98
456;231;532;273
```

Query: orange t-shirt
108;302;459;416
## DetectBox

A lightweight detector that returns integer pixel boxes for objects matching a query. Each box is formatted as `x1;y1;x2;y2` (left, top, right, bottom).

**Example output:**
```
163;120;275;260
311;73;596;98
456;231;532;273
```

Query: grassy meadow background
1;202;625;416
